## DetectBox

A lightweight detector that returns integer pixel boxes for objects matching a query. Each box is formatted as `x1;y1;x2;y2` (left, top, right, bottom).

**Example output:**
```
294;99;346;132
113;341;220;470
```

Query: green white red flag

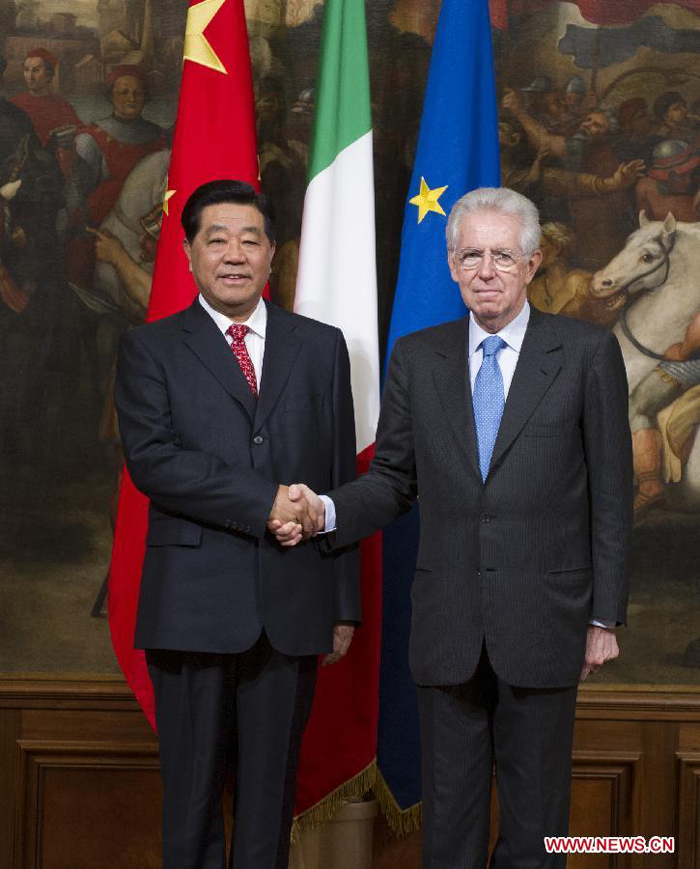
293;0;382;824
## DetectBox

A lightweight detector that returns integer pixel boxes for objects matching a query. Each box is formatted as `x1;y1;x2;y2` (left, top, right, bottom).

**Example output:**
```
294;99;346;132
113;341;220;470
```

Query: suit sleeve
582;329;634;625
328;336;417;548
115;328;278;538
329;329;362;622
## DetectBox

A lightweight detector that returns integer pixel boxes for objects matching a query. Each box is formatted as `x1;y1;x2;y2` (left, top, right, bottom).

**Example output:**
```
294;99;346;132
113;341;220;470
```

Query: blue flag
376;0;500;831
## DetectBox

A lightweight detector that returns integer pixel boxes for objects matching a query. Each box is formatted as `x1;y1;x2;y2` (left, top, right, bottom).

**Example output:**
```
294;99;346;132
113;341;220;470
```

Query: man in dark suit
276;187;633;867
115;179;359;869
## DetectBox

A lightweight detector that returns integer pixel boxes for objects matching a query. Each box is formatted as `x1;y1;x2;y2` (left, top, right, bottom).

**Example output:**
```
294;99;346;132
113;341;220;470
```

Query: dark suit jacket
115;298;360;657
328;308;633;688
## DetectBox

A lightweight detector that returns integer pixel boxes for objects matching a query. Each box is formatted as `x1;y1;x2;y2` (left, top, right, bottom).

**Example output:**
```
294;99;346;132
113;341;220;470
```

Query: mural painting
490;0;700;686
0;0;698;688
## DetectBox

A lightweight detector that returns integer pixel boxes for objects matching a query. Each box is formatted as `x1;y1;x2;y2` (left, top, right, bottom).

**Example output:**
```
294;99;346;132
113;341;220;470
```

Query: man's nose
477;252;497;278
223;241;246;261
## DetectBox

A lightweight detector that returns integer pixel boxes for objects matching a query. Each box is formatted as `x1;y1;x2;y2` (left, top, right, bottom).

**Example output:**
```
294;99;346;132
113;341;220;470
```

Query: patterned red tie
227;323;258;396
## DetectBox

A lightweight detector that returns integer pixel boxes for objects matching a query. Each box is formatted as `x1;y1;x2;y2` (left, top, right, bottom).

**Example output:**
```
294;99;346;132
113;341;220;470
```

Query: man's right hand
268;484;325;547
267;484;319;544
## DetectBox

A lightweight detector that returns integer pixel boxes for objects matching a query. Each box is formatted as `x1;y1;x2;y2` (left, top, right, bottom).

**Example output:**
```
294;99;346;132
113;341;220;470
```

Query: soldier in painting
653;91;699;143
503;88;639;268
518;75;567;132
67;65;167;288
74;65;168;228
629;313;700;518
613;97;658;166
635;140;700;223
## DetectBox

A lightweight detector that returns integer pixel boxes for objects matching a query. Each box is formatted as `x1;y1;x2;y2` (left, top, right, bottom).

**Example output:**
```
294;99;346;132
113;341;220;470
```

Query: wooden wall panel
567;752;639;869
1;682;699;869
18;741;161;869
1;708;21;869
677;753;700;869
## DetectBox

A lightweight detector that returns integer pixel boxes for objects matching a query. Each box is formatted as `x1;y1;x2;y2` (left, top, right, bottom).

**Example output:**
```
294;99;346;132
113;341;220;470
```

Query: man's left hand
322;623;355;667
580;625;619;681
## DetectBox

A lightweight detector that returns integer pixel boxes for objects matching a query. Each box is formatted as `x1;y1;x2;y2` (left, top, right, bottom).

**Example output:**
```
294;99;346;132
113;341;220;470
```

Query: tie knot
227;323;249;342
481;335;506;357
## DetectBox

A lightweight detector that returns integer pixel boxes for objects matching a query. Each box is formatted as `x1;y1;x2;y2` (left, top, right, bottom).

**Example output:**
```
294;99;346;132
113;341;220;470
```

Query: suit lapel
489;308;563;472
181;299;257;421
254;301;304;431
430;318;481;480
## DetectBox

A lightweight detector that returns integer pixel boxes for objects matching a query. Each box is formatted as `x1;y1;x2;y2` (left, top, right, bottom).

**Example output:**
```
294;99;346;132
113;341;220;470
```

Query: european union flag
376;0;500;831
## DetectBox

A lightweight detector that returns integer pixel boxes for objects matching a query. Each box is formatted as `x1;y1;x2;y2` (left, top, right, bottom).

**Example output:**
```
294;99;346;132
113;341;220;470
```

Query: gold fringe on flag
291;757;378;841
372;769;422;837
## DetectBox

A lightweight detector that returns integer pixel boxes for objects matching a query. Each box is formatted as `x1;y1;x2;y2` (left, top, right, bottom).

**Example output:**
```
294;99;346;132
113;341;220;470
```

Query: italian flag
294;0;380;454
292;0;383;827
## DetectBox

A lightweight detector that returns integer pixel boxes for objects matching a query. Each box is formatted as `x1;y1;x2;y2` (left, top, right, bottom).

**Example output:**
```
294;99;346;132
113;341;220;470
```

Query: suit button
253;435;264;445
480;513;492;524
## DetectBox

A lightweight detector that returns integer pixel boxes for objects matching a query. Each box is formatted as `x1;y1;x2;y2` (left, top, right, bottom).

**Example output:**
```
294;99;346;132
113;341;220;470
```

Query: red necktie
227;323;258;396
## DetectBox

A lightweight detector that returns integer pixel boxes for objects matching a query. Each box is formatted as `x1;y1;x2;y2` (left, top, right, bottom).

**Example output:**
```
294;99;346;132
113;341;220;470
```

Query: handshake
267;484;325;547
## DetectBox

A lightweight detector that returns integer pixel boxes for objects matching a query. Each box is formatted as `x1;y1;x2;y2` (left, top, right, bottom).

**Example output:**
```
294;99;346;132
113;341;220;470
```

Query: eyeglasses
452;248;524;273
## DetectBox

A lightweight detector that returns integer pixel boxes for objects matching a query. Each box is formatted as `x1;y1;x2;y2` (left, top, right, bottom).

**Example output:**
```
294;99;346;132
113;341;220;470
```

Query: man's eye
243;239;259;246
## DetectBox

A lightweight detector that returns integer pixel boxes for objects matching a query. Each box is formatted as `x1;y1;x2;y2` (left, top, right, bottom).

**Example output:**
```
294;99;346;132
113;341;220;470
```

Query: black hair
181;180;276;245
653;91;684;121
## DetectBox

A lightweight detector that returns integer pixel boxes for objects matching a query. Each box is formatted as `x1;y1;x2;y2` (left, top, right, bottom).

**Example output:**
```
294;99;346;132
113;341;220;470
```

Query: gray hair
446;187;541;257
590;107;619;135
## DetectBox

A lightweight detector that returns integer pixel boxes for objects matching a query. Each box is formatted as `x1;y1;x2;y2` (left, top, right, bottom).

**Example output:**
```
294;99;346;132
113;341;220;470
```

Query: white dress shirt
468;300;530;398
198;293;266;389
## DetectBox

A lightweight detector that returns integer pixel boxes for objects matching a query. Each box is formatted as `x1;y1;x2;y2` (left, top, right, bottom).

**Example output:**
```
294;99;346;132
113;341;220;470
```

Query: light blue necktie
472;335;506;482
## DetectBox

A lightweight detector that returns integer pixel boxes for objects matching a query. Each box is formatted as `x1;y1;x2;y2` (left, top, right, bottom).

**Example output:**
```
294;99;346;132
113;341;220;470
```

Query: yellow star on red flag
162;187;176;217
184;0;228;74
409;176;448;224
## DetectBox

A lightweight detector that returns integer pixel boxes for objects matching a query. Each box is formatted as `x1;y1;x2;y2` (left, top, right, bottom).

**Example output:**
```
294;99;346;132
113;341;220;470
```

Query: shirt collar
198;294;267;339
468;301;530;357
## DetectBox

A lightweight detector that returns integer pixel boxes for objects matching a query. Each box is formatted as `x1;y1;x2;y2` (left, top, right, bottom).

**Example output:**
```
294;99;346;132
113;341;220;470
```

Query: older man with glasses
272;187;634;867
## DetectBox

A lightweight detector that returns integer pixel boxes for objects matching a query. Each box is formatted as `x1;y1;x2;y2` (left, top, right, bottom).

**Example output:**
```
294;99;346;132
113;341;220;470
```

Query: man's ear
183;237;192;272
447;251;460;283
525;249;543;284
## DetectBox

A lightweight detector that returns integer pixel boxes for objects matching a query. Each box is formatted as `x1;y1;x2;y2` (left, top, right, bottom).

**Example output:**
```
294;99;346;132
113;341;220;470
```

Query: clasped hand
267;484;324;547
